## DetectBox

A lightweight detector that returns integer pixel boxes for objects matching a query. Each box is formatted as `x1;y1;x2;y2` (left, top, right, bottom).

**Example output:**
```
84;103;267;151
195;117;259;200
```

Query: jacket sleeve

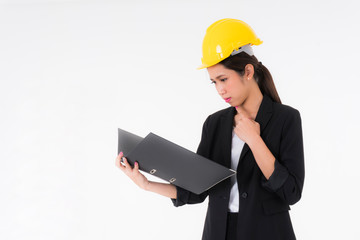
171;115;211;207
261;109;305;205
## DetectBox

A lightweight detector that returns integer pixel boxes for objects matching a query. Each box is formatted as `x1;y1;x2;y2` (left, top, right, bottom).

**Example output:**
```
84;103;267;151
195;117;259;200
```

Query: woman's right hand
115;152;150;190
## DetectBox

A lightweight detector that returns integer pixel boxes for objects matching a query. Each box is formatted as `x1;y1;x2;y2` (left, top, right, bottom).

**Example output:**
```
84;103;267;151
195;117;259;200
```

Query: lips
224;97;231;103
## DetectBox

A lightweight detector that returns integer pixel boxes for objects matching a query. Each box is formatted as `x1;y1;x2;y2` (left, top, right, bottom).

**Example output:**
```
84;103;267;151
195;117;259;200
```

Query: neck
241;88;263;120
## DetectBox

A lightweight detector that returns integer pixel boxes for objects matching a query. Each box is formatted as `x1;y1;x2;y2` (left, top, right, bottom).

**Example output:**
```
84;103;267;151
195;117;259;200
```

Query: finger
234;113;242;122
235;105;245;115
250;119;259;126
235;107;249;120
115;157;120;168
236;106;253;120
134;161;139;172
115;152;123;168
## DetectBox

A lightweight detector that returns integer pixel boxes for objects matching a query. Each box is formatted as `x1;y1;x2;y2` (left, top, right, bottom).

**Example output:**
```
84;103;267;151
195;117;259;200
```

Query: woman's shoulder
273;101;301;117
272;100;302;125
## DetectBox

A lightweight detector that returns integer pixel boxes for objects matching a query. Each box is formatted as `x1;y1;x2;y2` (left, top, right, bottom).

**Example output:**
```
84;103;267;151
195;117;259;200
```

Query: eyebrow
210;74;226;81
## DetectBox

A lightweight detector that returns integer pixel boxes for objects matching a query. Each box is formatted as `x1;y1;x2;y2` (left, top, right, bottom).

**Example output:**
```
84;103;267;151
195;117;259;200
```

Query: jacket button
241;192;248;199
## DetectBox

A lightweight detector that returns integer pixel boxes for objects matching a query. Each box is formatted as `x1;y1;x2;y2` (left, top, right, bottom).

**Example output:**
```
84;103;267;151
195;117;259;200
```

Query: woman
115;18;305;240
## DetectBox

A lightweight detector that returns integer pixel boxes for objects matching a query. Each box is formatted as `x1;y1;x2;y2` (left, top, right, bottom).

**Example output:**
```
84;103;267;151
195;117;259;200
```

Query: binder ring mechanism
149;169;176;183
120;157;125;166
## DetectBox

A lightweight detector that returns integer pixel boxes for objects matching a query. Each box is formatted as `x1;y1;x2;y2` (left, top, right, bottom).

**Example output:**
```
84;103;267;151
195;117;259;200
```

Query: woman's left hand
234;106;260;146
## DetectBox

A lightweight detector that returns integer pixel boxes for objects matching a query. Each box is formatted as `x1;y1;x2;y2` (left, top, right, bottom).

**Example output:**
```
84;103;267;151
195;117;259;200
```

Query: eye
210;80;216;84
220;78;227;82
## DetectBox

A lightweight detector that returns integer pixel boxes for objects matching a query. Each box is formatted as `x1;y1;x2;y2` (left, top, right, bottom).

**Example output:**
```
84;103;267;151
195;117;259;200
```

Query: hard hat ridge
230;44;254;57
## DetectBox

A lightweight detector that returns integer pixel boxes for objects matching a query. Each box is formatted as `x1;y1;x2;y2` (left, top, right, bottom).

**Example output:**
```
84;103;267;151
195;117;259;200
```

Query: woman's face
207;63;251;107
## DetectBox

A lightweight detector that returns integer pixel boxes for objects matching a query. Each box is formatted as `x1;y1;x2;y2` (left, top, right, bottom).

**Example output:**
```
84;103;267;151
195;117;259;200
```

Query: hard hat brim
197;64;208;70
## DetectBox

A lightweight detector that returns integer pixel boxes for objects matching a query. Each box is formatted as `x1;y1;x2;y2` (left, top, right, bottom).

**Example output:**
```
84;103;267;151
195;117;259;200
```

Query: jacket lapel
220;107;237;168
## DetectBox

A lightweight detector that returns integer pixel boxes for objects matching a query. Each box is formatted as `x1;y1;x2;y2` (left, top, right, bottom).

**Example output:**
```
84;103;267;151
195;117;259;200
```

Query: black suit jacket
172;94;305;240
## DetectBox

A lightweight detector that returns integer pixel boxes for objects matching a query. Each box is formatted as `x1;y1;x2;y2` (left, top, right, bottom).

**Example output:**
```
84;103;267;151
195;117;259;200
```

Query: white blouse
228;128;245;212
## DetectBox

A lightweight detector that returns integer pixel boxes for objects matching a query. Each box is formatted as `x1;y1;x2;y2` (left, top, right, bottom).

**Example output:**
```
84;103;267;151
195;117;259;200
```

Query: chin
231;100;244;107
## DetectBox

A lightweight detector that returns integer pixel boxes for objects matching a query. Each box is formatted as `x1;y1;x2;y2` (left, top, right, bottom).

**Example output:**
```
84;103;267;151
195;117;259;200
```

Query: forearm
145;181;177;199
248;135;275;180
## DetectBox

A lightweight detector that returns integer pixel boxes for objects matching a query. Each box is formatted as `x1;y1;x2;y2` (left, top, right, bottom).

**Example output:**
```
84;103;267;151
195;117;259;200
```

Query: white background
1;0;359;239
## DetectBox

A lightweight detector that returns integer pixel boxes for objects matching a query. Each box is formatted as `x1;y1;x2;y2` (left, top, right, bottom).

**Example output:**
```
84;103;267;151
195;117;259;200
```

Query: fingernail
135;162;138;166
119;151;123;155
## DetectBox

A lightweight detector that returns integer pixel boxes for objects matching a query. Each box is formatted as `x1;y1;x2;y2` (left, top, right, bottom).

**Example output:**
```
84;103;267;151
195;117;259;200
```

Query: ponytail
219;52;281;104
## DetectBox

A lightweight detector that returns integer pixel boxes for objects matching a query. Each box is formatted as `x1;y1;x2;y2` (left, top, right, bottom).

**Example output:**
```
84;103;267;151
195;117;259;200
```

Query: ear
244;64;255;81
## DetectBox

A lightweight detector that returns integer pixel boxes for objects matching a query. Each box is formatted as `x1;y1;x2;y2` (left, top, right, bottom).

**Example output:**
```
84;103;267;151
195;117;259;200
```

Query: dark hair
219;52;281;104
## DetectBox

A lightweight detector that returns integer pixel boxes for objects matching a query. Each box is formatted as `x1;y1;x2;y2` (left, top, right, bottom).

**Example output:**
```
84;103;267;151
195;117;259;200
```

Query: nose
216;84;226;95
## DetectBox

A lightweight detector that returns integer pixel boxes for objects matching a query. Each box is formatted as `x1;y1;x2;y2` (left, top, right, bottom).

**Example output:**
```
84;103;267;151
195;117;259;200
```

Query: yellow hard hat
198;18;263;69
